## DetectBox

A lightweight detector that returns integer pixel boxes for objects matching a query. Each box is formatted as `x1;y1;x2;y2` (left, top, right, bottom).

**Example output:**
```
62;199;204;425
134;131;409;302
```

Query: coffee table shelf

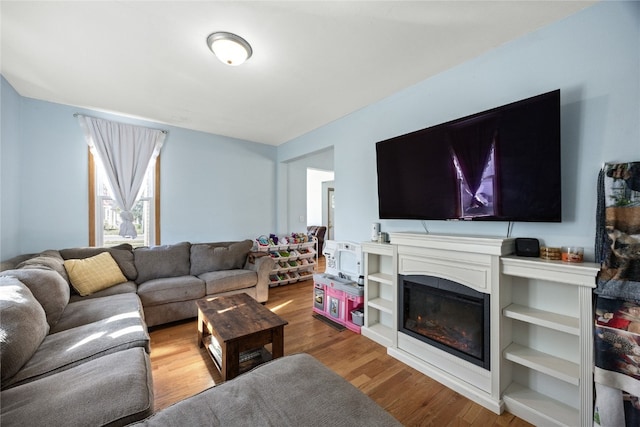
204;335;272;376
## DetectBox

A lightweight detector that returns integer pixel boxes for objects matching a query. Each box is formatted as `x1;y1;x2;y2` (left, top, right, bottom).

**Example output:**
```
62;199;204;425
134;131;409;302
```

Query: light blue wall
159;125;277;243
0;89;278;258
1;77;22;259
19;99;91;253
277;1;640;261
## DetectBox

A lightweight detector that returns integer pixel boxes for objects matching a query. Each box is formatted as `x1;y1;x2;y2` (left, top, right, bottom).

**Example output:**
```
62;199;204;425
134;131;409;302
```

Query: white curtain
77;115;166;238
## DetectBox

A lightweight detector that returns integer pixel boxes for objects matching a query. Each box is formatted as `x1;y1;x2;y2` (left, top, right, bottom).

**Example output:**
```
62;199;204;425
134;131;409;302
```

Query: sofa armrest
244;254;274;302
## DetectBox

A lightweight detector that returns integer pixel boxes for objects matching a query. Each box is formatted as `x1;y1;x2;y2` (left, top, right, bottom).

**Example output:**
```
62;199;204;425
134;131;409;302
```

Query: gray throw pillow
0;277;49;383
134;242;191;284
0;269;69;328
16;250;69;284
190;240;253;276
59;244;137;281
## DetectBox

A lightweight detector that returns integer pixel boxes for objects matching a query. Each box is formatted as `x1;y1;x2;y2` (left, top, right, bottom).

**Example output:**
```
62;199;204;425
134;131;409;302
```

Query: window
89;151;160;247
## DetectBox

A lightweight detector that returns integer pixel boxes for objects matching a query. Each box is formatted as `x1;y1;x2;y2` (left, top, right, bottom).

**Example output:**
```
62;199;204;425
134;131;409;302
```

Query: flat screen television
376;89;561;222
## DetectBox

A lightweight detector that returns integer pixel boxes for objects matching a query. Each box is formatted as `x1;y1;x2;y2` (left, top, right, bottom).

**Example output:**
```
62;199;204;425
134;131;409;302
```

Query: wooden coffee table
197;293;288;381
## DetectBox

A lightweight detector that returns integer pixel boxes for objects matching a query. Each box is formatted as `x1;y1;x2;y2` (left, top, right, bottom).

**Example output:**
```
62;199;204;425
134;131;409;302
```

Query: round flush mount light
207;32;252;66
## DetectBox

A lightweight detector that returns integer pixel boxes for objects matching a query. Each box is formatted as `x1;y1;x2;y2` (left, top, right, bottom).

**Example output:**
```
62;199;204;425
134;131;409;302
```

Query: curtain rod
73;113;168;134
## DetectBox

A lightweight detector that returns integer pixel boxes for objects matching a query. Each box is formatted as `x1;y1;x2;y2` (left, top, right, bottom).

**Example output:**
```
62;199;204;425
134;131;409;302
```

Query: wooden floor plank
149;257;532;426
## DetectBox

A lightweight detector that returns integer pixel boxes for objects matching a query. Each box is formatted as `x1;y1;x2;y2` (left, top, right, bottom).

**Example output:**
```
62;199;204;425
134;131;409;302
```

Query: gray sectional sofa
0;239;274;426
0;240;400;426
2;239;273;326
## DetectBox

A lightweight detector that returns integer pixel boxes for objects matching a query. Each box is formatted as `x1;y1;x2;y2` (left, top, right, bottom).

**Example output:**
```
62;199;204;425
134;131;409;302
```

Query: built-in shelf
503;343;580;386
503;382;578;427
503;303;580;335
361;242;397;349
501;255;599;427
367;272;393;285
367;297;393;314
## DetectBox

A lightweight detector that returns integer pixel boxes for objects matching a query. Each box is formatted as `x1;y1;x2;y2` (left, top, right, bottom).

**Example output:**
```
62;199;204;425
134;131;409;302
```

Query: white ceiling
1;1;595;146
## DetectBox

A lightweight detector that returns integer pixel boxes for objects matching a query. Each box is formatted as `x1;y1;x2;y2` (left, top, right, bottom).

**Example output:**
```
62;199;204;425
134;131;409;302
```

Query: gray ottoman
133;353;401;426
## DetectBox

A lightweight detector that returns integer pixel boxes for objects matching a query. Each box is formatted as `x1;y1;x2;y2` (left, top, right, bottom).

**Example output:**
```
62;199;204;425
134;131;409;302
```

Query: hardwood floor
149;256;532;426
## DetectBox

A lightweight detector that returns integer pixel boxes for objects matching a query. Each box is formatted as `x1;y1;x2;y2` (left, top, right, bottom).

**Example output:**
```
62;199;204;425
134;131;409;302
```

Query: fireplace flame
406;314;481;359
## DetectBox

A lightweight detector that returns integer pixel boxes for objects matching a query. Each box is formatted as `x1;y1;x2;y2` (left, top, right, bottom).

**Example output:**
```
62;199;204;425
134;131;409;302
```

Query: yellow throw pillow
64;252;127;296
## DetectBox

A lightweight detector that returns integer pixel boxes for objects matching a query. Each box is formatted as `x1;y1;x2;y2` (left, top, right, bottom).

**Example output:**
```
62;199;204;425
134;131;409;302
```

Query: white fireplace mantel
390;232;515;256
361;232;599;426
388;232;513;414
392;232;513;296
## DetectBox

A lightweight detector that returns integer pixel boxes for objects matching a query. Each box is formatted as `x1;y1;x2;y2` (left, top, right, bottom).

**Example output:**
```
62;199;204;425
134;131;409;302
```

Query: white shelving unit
361;242;397;348
358;233;601;426
500;255;600;427
255;238;317;286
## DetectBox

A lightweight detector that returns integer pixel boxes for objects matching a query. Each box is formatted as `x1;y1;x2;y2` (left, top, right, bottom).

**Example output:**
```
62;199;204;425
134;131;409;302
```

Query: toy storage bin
298;269;314;281
278;250;291;259
343;294;364;333
287;250;299;261
297;247;316;259
351;308;364;326
277;261;291;273
287;271;300;284
269;274;286;287
300;240;315;249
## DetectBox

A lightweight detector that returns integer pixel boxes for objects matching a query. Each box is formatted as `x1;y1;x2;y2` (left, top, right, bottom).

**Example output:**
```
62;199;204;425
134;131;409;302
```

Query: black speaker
515;238;540;257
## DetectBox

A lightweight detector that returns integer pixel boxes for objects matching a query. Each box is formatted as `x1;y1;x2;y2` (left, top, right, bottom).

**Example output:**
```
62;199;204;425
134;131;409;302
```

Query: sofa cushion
199;269;258;295
0;269;69;328
134;242;191;284
142;300;199;328
190;240;253;276
0;347;153;427
0;277;49;384
50;293;144;334
16;250;69;283
137;276;205;307
68;280;138;303
2;311;149;389
59;243;137;281
64;252;128;296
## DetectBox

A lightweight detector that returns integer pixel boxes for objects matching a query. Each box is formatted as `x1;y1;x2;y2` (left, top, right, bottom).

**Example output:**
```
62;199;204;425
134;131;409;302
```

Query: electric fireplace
399;274;490;370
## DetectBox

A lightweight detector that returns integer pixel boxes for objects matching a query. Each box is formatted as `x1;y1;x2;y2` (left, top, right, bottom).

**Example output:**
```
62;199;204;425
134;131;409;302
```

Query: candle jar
561;246;584;263
540;246;562;261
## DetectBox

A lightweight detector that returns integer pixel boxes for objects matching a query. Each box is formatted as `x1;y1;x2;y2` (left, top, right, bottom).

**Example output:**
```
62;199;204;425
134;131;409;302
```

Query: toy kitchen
313;240;364;333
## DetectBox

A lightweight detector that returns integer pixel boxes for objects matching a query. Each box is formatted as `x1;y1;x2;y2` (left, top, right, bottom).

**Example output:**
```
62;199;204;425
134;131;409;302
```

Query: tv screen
376;89;561;222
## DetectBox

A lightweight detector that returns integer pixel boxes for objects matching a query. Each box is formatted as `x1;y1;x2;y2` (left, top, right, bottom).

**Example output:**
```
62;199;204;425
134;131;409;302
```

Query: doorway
306;168;334;231
327;187;335;240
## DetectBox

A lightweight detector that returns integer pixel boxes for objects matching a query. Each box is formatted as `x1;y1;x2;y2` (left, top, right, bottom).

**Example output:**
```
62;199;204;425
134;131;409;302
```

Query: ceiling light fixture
206;32;252;66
